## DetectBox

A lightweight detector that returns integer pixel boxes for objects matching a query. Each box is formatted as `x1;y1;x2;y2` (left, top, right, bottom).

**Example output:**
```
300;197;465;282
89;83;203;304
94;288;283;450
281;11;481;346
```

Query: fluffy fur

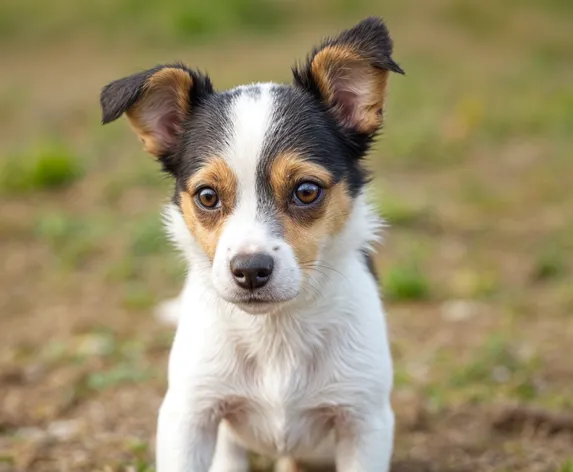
100;17;404;472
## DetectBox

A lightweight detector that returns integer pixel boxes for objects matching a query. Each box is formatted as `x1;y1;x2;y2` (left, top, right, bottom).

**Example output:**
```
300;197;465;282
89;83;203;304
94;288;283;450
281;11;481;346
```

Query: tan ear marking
311;45;389;134
126;68;193;157
310;45;362;101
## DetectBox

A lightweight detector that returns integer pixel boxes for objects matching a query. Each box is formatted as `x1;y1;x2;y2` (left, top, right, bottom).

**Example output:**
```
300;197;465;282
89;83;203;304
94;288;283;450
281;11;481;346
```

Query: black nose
230;253;274;290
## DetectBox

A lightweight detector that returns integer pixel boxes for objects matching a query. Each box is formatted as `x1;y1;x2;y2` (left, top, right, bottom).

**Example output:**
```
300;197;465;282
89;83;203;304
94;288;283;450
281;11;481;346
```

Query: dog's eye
293;182;322;206
196;187;220;209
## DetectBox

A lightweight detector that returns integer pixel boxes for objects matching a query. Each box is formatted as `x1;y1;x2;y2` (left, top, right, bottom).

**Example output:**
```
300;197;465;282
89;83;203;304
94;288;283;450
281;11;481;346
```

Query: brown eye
293;182;322;206
196;187;220;209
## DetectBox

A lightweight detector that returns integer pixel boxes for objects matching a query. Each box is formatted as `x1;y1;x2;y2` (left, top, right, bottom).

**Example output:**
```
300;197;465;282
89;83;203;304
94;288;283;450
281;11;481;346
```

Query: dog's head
100;17;403;315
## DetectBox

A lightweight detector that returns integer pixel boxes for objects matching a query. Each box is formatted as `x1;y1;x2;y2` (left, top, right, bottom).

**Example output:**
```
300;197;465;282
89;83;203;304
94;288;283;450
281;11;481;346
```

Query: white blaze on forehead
223;83;276;222
211;83;302;302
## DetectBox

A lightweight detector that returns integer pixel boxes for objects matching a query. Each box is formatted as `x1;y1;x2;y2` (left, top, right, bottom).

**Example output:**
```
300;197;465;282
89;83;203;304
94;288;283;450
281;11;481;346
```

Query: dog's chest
225;360;338;456
218;326;348;457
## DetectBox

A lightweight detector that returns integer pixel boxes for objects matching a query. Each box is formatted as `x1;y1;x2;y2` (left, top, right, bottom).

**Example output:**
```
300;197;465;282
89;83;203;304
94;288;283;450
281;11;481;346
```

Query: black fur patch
171;90;238;206
255;84;368;222
361;249;378;281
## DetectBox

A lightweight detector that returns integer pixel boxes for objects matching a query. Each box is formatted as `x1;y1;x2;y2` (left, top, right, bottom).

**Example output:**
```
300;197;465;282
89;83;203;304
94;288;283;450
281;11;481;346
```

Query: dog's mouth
230;294;293;315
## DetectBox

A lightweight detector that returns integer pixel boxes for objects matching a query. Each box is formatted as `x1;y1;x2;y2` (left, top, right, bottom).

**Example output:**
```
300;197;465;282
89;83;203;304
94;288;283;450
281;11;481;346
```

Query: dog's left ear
100;63;213;158
293;17;404;135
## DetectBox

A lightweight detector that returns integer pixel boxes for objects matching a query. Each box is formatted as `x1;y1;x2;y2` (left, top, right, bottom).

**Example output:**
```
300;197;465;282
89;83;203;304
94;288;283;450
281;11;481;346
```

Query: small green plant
1;142;82;193
126;439;155;472
87;363;150;391
560;459;573;472
533;247;566;281
383;264;430;301
379;195;428;227
0;454;14;465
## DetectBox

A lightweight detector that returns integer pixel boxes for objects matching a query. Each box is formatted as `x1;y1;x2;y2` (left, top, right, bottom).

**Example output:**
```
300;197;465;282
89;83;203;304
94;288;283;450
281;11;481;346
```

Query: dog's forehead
182;83;347;177
177;81;369;207
224;83;276;186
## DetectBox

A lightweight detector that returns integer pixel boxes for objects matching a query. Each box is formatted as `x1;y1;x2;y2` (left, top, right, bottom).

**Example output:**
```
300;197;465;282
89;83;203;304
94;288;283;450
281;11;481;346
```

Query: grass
130;215;169;257
122;282;157;311
35;212;108;269
86;363;151;391
533;247;567;281
383;263;430;302
0;0;286;43
448;334;541;402
125;439;156;472
0;0;368;46
40;329;156;394
0;141;82;194
560;460;573;472
379;193;430;228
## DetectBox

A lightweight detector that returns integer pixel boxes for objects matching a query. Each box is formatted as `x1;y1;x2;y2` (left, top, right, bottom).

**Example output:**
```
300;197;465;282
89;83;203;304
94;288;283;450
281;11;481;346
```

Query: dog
100;17;404;472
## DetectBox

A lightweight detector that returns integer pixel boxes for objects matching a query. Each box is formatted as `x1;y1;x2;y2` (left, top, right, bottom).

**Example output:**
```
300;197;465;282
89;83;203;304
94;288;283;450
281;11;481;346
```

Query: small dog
100;17;404;472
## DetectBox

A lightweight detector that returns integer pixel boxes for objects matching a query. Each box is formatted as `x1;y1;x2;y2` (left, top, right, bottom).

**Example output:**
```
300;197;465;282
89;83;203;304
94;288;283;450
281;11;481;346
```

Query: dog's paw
154;296;181;326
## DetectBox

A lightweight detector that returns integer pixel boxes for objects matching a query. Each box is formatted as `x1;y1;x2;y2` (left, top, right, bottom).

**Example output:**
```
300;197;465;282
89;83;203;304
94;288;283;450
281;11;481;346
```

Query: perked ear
292;17;404;135
100;63;213;158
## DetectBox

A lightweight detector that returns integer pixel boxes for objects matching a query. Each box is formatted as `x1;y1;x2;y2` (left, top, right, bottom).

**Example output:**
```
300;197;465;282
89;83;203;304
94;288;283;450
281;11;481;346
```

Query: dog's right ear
100;64;213;158
293;17;404;137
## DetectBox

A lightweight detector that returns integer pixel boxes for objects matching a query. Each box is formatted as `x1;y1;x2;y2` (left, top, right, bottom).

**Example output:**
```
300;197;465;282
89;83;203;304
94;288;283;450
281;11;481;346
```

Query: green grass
0;0;365;45
105;257;142;283
86;363;151;391
533;247;567;281
379;193;430;228
35;212;107;269
0;0;286;43
448;335;541;402
560;460;573;472
383;263;430;302
131;215;168;257
40;329;156;392
440;1;505;36
125;439;156;472
1;142;82;194
122;282;157;311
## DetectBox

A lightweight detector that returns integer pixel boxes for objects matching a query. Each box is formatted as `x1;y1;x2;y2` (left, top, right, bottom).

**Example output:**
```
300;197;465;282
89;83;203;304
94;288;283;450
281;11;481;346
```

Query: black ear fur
99;63;214;125
292;17;404;106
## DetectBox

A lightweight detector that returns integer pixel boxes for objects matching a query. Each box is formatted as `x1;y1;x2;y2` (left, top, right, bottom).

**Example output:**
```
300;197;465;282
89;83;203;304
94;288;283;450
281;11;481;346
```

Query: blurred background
0;0;572;470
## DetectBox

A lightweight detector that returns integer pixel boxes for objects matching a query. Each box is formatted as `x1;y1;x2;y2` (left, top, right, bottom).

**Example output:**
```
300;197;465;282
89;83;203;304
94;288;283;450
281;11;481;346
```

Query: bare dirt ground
1;1;572;470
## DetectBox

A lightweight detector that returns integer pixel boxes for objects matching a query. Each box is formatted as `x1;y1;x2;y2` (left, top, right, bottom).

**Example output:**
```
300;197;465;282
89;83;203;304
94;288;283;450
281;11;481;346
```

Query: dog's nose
230;253;274;290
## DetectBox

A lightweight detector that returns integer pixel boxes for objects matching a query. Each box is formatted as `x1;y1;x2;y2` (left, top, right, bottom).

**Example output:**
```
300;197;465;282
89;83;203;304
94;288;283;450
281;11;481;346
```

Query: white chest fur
220;317;353;457
166;257;393;463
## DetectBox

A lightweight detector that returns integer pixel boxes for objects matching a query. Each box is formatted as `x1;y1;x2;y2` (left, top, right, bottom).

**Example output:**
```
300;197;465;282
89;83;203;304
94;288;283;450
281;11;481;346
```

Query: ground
0;0;572;470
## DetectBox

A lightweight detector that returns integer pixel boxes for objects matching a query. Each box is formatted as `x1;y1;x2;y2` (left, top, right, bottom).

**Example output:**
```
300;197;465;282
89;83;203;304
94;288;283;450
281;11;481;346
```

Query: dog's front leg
335;405;395;472
156;390;219;472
